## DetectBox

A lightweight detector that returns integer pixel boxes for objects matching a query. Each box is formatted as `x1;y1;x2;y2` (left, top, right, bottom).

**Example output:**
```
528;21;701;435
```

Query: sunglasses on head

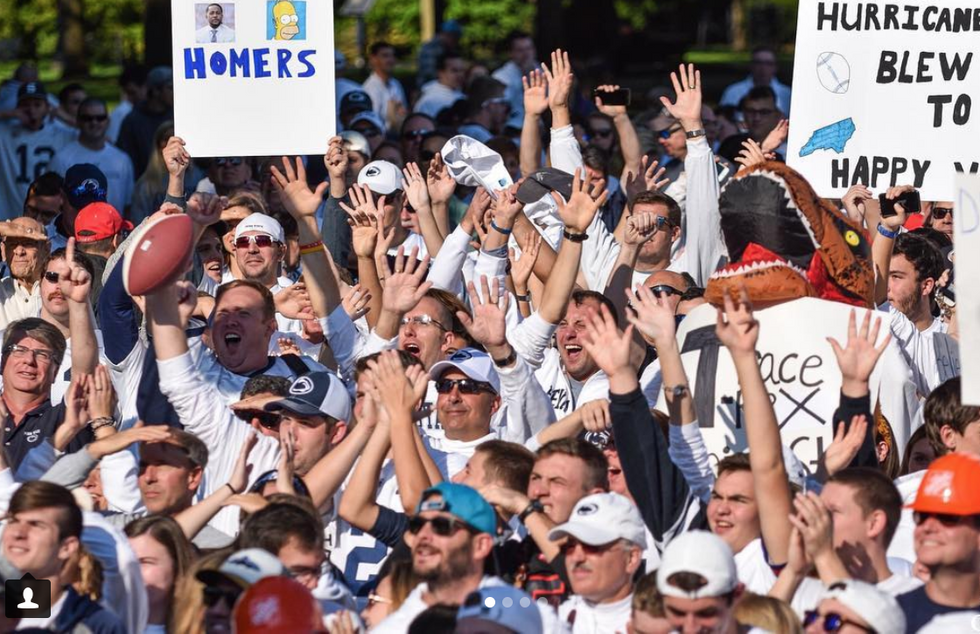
933;207;953;219
407;515;474;536
658;125;683;139
913;510;977;527
203;585;242;608
234;235;277;249
802;610;875;633
434;378;495;395
215;157;244;167
79;114;108;123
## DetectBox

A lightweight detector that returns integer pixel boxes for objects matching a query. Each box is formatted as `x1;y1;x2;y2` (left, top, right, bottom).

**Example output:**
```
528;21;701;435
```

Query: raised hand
323;136;348;181
342;283;371;321
88;424;174;460
715;287;759;357
553;168;607;233
174;280;199;329
491;186;524;228
594;85;627;118
788;493;835;563
509;231;541;293
276;424;298;495
86;365;116;420
543;49;573;113
185;192;225;227
624;155;670;201
270;156;328;219
659;63;702;130
761;119;789;154
370;350;428;419
228;430;258;494
734;138;768;173
162;136;191;177
426;153;456;206
460;186;491;235
579;399;611;432
523;68;549;117
458;275;509;349
626;284;678;344
881;185;914;230
826;309;891;396
274;282;312;319
58;374;90;450
623;211;659;248
58;238;92;304
276;336;302;356
381;247;432;314
841;184;872;222
580;303;634;378
402;162;431;213
822;414;869;477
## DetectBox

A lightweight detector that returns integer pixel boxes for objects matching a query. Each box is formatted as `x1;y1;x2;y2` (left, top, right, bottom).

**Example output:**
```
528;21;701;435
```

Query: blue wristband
490;220;512;235
877;223;898;239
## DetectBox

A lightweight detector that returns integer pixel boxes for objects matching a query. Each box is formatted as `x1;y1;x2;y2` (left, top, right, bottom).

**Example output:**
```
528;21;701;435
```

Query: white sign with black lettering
788;0;980;200
659;298;914;474
954;173;980;405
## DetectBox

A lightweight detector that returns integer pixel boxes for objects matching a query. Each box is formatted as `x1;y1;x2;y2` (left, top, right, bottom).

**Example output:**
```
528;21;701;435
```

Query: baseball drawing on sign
799;118;856;157
816;52;850;94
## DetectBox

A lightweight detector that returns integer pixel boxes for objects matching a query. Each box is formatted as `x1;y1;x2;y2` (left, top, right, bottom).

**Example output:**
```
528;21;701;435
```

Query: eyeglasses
933;207;953;219
367;592;393;608
560;538;621;556
287;560;328;584
233;235;278;249
234;408;281;430
42;271;61;284
913;511;977;527
407;515;475;536
434;378;495;395
400;314;448;331
648;284;681;298
4;343;55;365
203;585;242;608
591;128;614;138
742;107;775;117
658;125;683;139
215;157;244;167
802;610;875;633
78;114;108;123
402;129;432;140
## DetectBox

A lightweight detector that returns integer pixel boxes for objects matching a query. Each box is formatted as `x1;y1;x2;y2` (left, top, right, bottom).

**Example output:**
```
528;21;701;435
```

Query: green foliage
613;0;660;30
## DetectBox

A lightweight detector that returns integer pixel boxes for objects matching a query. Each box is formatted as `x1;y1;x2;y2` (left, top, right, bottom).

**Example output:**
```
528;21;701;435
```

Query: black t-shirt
897;585;980;632
4;400;92;470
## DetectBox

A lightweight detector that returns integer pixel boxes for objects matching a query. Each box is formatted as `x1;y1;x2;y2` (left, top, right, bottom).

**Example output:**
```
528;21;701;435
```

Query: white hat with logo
657;530;738;600
429;348;501;395
548;492;646;548
357;160;403;195
233;212;284;243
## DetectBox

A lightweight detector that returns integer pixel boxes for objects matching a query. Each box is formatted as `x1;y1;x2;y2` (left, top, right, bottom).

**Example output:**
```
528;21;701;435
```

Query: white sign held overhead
171;0;336;157
788;1;980;200
954;173;980;405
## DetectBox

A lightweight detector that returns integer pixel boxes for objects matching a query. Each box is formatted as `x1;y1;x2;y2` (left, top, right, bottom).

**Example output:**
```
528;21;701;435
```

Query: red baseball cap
74;202;133;243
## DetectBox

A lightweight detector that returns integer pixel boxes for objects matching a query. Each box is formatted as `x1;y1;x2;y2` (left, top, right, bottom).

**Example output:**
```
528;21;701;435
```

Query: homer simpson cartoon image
273;1;301;40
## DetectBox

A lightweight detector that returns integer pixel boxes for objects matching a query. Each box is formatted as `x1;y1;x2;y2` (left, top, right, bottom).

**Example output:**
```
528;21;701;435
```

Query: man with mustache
0;216;48;327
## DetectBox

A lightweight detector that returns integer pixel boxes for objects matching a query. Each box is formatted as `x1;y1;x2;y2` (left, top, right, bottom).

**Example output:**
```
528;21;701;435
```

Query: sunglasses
743;107;775;117
79;114;108;123
933;207;953;219
215;157;244;167
407;515;474;536
802;611;875;633
434;378;495;395
233;235;278;249
913;511;978;527
649;284;681;298
354;126;382;138
234;408;281;430
203;586;242;608
658;125;683;139
591;128;614;138
42;271;60;284
402;129;432;140
560;538;619;556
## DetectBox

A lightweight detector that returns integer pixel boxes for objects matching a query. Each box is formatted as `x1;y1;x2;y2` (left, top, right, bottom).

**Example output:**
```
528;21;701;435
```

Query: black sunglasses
42;271;60;284
402;129;431;140
802;610;875;633
913;511;978;528
658;125;683;139
649;284;681;298
434;378;495;395
79;114;108;123
933;207;953;219
203;585;242;608
215;157;244;167
407;515;474;537
234;408;281;430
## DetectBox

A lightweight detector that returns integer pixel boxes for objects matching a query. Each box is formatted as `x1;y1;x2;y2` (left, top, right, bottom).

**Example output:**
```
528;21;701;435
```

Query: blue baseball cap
265;371;352;422
416;482;496;535
456;586;542;634
64;163;108;210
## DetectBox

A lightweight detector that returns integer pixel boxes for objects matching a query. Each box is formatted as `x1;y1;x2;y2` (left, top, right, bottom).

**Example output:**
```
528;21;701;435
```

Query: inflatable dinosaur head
704;161;873;309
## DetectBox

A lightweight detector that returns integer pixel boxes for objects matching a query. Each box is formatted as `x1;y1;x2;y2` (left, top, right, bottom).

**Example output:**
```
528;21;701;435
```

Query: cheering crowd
0;23;969;634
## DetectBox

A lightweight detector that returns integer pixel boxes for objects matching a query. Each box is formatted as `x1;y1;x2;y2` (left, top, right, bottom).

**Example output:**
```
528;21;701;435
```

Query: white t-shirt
888;470;926;564
735;538;778;596
49;141;135;212
534;348;610;420
558;594;632;634
0;121;77;221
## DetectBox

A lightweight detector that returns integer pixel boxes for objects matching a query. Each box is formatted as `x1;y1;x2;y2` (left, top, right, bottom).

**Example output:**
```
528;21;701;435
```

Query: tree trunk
144;0;174;68
730;0;746;51
57;0;88;77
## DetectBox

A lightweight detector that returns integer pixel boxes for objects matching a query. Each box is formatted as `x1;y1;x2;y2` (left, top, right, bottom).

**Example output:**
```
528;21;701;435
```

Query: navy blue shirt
3;400;92;471
897;585;980;632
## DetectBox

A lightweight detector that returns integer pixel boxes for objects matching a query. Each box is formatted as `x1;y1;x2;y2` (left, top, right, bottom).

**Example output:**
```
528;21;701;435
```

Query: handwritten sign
658;298;915;475
788;0;980;200
171;0;335;157
955;173;980;405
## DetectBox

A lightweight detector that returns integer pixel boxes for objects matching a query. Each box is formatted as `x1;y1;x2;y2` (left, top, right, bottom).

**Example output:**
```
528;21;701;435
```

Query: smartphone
594;87;631;106
879;190;921;216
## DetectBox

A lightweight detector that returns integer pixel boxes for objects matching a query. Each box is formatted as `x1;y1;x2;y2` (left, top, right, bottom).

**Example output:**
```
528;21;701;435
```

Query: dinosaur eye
280;15;291;24
845;230;860;247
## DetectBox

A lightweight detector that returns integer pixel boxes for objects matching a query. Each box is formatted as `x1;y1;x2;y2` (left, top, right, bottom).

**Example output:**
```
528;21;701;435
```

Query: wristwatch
518;499;545;523
492;347;517;368
685;128;706;139
663;384;690;399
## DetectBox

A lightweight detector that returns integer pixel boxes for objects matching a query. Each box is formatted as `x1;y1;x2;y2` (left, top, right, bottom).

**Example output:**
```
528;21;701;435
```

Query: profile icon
17;586;38;609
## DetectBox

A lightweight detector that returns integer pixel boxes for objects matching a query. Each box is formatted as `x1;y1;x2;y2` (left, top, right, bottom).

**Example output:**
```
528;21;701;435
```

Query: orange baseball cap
908;453;980;515
232;576;323;633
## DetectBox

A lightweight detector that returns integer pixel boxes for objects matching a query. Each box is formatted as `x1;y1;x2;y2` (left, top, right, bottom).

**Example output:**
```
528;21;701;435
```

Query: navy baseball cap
416;482;496;535
339;90;373;116
17;81;47;104
516;167;574;205
265;371;352;422
64;163;108;210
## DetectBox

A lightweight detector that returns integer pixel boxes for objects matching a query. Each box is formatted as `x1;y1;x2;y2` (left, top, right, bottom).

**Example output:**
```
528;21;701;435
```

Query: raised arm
373;247;432;340
304;407;378;509
520;69;548;176
402;162;445;256
716;287;791;565
425;153;454;238
870;187;910;306
61;239;98;378
543;49;573;131
338;184;383;328
337;388;388;532
174;433;256;539
594;85;641;181
162;136;191;202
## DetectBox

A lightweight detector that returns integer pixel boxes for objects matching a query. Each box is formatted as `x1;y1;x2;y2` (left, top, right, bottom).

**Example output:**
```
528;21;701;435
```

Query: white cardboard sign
171;0;336;157
954;173;980;405
787;0;980;200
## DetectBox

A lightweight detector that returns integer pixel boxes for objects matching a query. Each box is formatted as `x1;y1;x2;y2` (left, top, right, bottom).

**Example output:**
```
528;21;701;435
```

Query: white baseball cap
657;530;737;600
818;580;906;633
196;548;286;589
429;348;500;394
357;160;403;195
548;493;646;547
234;212;284;243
